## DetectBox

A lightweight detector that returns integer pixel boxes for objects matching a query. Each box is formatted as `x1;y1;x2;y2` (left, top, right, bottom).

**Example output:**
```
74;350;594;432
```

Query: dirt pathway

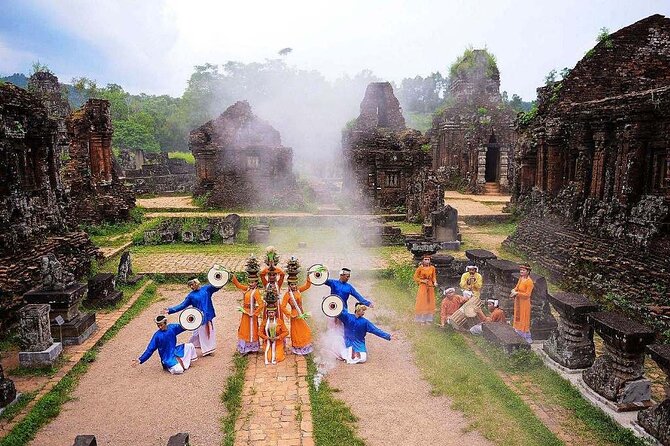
323;282;492;446
30;285;240;446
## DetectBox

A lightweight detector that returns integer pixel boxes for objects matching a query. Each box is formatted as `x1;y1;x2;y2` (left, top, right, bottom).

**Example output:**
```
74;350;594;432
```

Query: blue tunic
337;312;391;353
168;284;219;323
324;279;371;313
138;323;186;368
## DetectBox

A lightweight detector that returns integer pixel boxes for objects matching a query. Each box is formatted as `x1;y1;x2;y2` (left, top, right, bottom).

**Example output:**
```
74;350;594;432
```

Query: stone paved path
0;281;153;437
236;354;313;446
134;253;391;274
444;191;511;203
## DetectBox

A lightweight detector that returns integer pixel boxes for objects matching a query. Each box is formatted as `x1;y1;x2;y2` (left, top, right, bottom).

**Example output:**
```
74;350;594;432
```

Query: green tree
113;120;160;152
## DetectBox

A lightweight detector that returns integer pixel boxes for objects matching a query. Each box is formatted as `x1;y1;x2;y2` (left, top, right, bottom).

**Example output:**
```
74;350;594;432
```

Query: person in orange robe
258;303;289;365
440;288;469;327
470;299;506;335
231;275;264;355
511;263;534;343
414;254;437;323
281;277;313;355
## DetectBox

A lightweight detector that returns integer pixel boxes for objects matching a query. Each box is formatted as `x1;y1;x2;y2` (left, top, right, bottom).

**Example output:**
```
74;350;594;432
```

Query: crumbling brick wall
507;14;670;335
0;83;96;328
190;101;302;208
64;99;136;224
118;149;196;195
342;82;431;211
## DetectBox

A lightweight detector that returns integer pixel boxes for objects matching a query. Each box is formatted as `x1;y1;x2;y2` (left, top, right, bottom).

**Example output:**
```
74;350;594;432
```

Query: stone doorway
485;134;500;182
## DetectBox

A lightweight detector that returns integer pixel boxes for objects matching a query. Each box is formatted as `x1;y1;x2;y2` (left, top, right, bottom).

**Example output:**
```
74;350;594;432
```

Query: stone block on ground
19;342;63;367
86;273;123;306
0;365;17;409
72;435;97;446
481;322;530;355
249;225;270;244
166;432;189;446
637;344;670;445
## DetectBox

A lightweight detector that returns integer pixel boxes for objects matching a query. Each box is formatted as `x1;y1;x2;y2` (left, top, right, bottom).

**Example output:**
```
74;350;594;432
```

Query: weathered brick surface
0;83;96;327
118;149;196;195
191;101;302;209
507;14;670;336
428;49;516;194
342;82;431;212
64;99;136;225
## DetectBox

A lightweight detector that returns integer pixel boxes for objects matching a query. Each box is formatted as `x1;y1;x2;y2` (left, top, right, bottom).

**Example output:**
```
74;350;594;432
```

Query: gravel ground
30;285;240;446
324;283;492;446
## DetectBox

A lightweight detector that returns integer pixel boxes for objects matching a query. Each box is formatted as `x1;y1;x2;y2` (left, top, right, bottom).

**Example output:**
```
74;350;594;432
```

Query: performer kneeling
469;299;506;335
133;315;197;374
439;288;468;328
259;289;289;365
338;303;393;364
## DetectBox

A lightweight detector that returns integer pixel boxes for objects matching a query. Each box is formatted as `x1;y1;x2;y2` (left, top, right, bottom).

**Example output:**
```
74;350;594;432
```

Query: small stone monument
636;344;670;445
543;292;599;370
117;251;141;285
86;273;123;306
166;432;189;446
248;225;270;243
218;213;241;244
23;255;97;345
485;258;519;316
72;435;97;446
582;311;655;411
430;254;455;288
431;205;461;250
0;364;17;410
18;304;63;367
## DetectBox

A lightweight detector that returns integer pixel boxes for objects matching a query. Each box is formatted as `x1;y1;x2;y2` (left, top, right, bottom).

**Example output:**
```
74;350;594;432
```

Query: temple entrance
485;134;500;182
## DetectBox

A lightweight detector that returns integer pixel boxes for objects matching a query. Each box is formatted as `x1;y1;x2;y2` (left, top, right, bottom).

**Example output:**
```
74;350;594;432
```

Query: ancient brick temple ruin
342;82;431;211
64;99;135;224
27;72;71;161
190;101;302;208
0;83;96;327
506;15;670;334
428;49;516;194
118;148;196;195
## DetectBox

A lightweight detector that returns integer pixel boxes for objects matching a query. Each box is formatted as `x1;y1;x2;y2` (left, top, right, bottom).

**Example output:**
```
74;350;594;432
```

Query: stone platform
482;322;530;355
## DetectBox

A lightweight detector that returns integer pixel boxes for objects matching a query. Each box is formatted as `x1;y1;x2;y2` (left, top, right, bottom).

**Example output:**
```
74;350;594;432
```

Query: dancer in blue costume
337;303;393;364
133;315;197;374
324;267;374;313
164;277;221;356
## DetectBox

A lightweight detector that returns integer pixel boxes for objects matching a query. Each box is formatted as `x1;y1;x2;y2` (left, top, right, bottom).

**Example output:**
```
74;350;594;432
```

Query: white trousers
168;343;197;374
190;320;216;355
341;346;367;364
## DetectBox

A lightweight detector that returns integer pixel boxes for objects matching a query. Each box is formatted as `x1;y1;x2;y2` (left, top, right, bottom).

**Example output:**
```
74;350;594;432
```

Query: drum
321;294;344;318
447;308;468;330
179;308;204;331
208;264;230;288
307;264;329;286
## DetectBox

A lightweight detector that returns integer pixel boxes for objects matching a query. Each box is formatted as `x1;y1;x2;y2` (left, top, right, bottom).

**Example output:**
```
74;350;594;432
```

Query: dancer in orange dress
260;246;285;294
258;287;289;365
231;256;264;355
512;263;534;343
281;257;313;355
414;254;438;323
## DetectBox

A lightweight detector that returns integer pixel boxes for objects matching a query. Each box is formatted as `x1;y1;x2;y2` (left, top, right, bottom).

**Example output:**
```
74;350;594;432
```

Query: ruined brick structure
0;83;96;327
118;148;196;195
190;101;302;208
64;99;136;224
342;82;431;211
429;49;516;194
506;15;670;335
27;72;71;161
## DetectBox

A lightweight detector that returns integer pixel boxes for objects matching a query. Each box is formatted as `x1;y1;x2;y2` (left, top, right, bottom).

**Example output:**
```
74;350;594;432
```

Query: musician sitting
460;264;483;299
469;299;506;335
439;288;469;328
132;315;198;374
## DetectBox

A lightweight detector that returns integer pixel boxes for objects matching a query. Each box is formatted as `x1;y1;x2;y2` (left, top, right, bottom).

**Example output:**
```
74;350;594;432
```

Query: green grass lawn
167;151;195;164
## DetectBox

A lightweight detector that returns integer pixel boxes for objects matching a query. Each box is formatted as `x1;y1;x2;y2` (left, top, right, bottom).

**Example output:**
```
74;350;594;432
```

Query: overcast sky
1;0;668;101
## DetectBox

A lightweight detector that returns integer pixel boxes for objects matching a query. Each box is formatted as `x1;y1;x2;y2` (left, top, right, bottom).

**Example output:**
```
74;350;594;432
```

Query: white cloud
16;0;670;98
